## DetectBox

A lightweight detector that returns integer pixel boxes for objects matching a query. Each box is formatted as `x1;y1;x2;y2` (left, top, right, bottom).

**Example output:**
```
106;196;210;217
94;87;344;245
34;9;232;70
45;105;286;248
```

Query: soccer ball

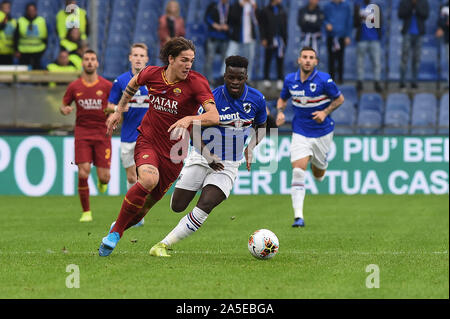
248;229;279;260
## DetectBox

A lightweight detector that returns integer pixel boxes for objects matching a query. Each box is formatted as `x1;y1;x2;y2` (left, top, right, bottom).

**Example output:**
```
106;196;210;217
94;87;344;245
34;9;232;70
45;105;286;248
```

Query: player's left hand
244;147;253;171
168;116;192;140
312;110;327;123
106;111;121;135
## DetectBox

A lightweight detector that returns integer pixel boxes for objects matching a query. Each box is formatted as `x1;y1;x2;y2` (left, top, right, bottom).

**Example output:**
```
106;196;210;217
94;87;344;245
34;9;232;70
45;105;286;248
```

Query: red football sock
78;177;90;212
111;182;149;237
125;207;148;230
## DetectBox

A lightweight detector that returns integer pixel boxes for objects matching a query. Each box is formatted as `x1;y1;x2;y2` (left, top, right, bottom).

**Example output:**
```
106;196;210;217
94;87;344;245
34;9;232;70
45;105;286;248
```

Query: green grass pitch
0;194;448;299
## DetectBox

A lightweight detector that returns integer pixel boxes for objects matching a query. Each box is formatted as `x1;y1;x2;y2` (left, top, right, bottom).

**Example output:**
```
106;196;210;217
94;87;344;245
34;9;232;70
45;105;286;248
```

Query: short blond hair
129;43;148;55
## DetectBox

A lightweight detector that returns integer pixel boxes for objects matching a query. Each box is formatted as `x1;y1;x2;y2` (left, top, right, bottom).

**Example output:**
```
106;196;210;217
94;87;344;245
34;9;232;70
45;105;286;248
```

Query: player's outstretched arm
106;74;139;135
312;94;345;124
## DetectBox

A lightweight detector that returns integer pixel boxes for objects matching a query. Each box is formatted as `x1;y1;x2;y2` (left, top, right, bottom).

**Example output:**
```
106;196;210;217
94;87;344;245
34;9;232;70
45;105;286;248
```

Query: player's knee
171;200;188;213
138;175;158;192
311;165;326;182
99;173;110;184
78;169;90;179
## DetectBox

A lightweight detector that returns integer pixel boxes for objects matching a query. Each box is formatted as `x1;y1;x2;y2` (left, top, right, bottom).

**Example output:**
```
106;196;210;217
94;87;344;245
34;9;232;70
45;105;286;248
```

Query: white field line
0;250;448;255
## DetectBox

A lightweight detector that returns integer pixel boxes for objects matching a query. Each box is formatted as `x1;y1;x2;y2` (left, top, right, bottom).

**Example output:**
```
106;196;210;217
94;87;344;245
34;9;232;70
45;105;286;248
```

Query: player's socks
97;180;108;194
110;182;149;237
291;168;305;220
161;206;209;246
78;177;90;213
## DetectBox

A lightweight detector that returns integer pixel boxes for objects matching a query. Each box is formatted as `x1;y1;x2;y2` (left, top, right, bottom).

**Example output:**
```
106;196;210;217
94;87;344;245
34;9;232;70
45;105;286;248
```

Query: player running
106;43;150;227
276;46;344;227
149;55;267;257
98;37;219;257
60;49;113;222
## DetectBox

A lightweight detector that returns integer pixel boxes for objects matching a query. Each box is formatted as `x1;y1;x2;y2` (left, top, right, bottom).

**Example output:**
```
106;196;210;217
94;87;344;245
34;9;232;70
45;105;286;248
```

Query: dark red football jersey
136;65;214;159
63;76;113;140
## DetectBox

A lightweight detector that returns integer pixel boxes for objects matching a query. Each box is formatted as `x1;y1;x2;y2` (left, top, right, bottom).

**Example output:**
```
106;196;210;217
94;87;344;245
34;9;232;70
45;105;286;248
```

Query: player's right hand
60;105;72;115
276;112;285;127
106;111;121;135
207;154;224;172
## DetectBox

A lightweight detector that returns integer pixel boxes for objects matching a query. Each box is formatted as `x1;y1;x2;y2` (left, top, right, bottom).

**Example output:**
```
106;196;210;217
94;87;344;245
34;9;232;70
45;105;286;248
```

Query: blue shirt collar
223;84;249;102
295;68;318;83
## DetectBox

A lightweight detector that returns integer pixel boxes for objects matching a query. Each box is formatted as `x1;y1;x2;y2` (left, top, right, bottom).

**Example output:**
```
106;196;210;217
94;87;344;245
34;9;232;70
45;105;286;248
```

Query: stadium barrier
0;135;448;196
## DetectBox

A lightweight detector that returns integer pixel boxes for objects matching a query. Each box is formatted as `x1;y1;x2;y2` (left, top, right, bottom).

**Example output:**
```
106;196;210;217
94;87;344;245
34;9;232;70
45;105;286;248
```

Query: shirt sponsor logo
219;112;240;122
78;98;103;110
149;94;178;114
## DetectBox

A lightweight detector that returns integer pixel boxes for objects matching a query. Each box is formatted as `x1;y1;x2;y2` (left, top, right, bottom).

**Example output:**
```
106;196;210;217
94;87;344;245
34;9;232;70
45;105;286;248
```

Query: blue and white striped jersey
280;68;341;138
197;84;267;161
108;70;149;142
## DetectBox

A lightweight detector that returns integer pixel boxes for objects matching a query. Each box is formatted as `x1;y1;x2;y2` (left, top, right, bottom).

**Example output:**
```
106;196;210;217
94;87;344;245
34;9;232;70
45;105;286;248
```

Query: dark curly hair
159;37;195;65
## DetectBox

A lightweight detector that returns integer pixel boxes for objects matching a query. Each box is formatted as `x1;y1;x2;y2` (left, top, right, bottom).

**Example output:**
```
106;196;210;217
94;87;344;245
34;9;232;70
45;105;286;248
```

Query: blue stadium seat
418;46;438;81
359;93;384;113
384;93;411;135
332;100;356;135
11;0;29;18
339;85;358;107
357;93;384;134
411;93;438;135
357;110;383;135
438;93;449;134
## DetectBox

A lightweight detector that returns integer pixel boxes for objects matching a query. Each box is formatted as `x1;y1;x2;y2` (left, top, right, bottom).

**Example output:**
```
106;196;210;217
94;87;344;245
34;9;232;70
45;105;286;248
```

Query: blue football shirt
197;84;267;161
280;68;341;138
108;70;149;142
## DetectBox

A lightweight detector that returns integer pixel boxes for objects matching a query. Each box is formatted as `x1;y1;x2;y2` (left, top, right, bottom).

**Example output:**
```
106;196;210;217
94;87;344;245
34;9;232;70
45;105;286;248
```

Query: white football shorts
290;131;334;170
120;141;136;169
175;150;239;198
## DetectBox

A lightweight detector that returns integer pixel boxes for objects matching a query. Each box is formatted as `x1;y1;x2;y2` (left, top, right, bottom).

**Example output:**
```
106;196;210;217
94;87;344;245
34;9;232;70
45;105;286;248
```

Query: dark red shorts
75;138;112;169
134;134;183;201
